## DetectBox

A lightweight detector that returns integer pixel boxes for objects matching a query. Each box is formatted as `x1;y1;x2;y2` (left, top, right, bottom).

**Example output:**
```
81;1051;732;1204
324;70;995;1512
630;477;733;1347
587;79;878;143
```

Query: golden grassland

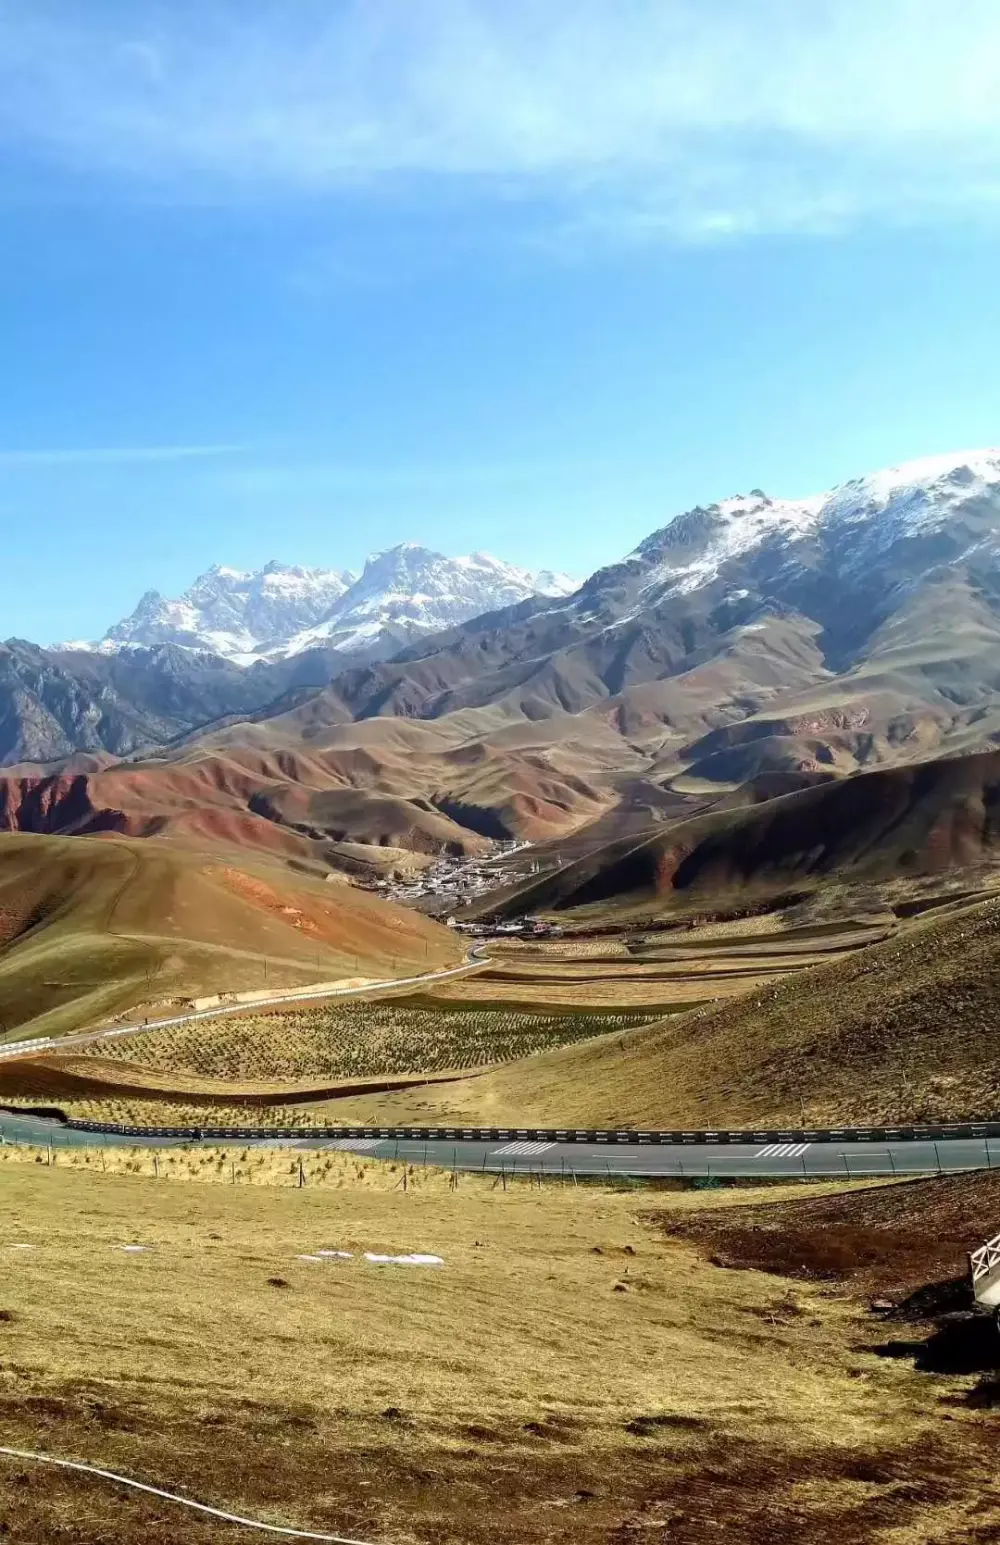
0;1001;655;1126
0;908;912;1132
1;1162;998;1543
0;1140;499;1192
422;975;732;1009
0;1092;347;1128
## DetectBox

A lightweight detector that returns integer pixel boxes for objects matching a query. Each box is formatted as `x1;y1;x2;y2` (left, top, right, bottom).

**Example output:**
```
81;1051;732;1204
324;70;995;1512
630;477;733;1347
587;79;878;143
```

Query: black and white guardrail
31;1116;1000;1144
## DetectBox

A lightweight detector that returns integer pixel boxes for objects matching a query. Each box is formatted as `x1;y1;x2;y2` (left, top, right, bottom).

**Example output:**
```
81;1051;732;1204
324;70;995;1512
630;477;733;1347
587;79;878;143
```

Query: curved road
1;1109;997;1180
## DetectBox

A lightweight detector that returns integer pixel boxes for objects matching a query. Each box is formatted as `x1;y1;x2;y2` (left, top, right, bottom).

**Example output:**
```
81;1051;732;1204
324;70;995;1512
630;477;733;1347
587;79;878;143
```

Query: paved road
0;1109;996;1180
0;949;489;1065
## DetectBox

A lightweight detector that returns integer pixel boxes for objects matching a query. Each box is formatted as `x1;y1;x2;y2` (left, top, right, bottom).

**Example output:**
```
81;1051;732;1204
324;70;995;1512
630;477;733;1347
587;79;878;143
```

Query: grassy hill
0;832;460;1040
321;892;1000;1130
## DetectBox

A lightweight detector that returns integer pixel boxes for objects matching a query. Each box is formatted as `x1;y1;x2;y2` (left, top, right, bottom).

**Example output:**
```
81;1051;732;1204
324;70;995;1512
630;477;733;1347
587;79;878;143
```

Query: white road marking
754;1143;811;1159
324;1139;383;1153
492;1140;556;1157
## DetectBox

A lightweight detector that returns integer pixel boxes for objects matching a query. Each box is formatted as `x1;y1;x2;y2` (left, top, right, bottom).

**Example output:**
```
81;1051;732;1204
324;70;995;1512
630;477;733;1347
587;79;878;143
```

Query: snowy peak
93;546;579;664
623;447;1000;603
102;560;354;660
284;543;579;657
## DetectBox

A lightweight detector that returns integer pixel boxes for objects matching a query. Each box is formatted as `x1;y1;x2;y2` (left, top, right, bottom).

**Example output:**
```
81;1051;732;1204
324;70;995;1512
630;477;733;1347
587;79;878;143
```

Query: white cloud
2;1;1000;240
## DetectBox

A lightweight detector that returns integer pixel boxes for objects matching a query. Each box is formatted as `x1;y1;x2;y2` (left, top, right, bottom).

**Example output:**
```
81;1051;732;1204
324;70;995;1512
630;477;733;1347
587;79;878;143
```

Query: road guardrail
11;1114;1000;1144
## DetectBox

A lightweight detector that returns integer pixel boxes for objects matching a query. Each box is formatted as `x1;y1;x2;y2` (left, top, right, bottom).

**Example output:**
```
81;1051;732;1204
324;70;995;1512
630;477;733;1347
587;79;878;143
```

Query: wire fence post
298;1157;305;1189
934;1141;942;1175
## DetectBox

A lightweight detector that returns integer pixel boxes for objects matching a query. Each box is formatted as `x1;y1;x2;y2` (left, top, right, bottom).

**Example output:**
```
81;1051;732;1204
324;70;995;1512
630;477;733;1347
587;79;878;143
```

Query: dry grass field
2;1162;999;1543
0;1140;498;1193
0;904;917;1131
428;917;892;1014
0;1093;330;1127
423;975;751;1010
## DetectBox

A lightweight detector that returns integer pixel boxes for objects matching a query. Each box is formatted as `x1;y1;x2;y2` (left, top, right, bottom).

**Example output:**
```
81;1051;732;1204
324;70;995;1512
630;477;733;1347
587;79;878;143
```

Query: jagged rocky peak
89;545;579;664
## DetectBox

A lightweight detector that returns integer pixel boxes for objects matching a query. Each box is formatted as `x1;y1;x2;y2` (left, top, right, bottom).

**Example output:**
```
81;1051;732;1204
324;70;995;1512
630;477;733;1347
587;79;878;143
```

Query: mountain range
7;447;1000;886
65;544;578;663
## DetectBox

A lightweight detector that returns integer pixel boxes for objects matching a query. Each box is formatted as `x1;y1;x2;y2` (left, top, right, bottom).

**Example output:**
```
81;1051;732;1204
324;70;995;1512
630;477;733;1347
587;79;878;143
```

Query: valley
8;15;1000;1539
6;452;1000;1543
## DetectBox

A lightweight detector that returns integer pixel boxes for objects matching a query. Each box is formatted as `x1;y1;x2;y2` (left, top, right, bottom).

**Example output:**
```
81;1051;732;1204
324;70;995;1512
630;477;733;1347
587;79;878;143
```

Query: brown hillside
0;711;624;866
498;749;1000;914
0;832;460;1040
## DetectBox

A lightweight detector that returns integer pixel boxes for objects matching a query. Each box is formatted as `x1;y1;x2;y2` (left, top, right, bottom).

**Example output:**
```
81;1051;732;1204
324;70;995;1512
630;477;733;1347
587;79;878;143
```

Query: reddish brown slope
497;749;1000;914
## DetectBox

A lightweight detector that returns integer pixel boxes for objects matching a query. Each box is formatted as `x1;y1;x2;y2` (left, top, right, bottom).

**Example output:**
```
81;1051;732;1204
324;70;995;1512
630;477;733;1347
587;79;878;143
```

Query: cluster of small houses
366;840;537;909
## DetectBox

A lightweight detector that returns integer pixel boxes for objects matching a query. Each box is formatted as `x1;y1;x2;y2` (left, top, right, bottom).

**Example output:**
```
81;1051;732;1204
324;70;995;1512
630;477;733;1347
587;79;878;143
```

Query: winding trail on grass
0;1445;377;1542
0;947;489;1066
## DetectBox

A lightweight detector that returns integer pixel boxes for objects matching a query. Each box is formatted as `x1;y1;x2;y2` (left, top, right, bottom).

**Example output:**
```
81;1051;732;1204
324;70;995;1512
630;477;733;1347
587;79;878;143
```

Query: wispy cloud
2;1;1000;241
0;443;245;467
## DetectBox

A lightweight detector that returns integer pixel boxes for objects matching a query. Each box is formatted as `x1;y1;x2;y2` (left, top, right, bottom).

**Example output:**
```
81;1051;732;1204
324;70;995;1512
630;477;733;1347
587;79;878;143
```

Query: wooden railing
970;1232;1000;1300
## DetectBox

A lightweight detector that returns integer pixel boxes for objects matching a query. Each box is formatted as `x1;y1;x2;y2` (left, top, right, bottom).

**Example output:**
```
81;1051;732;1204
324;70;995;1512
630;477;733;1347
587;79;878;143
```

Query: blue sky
3;1;1000;644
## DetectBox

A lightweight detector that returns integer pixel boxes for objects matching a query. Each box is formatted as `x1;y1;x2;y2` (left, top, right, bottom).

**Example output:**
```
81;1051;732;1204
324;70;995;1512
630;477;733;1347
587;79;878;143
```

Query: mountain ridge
67;543;579;665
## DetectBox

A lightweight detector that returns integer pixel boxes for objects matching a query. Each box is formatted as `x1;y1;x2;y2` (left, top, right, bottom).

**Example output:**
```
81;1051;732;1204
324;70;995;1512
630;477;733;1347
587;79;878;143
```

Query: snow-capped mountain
578;447;1000;628
97;561;356;661
286;544;578;657
85;546;579;665
18;447;1000;770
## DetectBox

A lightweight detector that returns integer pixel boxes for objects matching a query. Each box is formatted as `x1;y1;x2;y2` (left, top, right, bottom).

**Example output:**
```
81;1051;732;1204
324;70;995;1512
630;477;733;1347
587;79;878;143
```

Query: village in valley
365;839;565;936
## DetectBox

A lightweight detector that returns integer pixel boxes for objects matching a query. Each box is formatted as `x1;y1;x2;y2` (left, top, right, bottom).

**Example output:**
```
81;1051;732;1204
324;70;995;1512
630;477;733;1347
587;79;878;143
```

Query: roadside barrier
14;1113;1000;1145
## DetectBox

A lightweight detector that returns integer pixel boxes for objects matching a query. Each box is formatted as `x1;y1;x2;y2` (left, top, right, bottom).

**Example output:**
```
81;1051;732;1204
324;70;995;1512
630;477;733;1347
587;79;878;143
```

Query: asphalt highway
1;1109;997;1180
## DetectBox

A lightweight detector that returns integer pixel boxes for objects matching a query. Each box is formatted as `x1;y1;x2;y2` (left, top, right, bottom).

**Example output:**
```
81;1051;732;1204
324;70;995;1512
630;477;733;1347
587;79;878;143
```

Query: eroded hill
0;832;460;1039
